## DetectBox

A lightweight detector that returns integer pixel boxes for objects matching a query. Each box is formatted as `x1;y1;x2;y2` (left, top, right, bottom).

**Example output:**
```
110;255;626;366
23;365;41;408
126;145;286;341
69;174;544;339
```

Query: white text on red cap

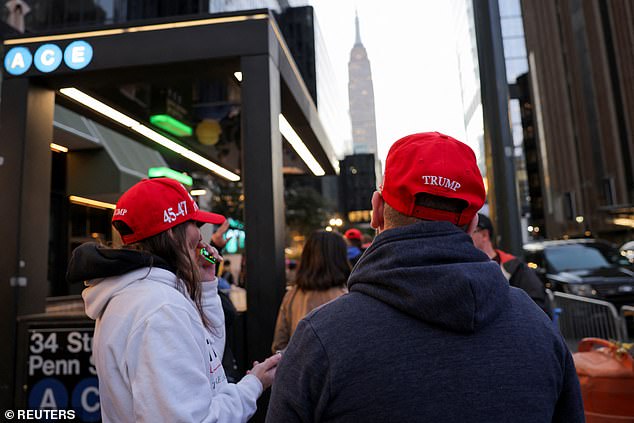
163;201;188;223
421;176;461;192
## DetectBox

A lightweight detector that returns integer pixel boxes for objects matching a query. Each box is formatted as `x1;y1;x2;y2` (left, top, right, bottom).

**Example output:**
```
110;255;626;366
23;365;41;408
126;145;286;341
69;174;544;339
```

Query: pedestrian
266;132;583;422
221;259;235;285
271;230;350;353
472;212;552;317
67;178;280;422
343;228;363;266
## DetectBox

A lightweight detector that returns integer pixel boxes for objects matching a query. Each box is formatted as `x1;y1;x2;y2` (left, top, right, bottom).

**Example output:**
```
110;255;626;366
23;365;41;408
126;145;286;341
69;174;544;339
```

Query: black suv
523;239;634;307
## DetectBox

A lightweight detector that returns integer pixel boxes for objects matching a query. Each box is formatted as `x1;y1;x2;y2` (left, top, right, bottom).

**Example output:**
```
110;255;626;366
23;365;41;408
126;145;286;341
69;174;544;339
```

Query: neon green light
148;167;193;186
150;114;193;137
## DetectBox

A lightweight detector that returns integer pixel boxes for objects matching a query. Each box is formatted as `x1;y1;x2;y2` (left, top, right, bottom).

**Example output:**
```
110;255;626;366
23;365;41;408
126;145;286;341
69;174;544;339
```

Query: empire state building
348;12;378;156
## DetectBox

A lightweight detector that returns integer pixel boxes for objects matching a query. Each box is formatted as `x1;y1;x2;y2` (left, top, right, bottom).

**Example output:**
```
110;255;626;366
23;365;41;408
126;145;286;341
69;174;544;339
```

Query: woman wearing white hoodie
68;178;280;423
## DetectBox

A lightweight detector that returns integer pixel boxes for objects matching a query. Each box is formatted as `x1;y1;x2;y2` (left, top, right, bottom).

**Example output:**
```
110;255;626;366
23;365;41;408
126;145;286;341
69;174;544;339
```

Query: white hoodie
82;267;262;422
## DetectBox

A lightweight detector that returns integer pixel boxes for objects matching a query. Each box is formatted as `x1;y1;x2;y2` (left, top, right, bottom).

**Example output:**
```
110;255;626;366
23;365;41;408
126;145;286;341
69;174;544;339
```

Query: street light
329;217;343;227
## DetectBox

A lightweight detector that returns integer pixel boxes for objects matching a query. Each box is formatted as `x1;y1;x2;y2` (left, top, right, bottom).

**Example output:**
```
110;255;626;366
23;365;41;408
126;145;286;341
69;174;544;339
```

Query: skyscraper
348;12;378;156
520;0;634;239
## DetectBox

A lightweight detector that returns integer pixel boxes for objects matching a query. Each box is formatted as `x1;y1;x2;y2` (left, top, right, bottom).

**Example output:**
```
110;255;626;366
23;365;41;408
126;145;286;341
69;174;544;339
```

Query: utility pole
473;0;523;255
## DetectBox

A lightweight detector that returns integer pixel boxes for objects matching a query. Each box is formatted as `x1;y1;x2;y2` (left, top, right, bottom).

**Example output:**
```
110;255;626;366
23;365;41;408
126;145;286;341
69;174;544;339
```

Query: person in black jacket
472;213;552;317
266;132;584;423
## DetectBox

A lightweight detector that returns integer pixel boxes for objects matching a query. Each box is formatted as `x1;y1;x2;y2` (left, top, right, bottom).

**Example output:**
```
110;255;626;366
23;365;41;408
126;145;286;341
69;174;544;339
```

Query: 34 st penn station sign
4;40;93;75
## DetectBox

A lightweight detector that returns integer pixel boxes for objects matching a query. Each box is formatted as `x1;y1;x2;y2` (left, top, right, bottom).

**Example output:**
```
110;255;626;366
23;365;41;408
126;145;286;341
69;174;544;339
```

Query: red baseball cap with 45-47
381;132;485;226
112;177;225;245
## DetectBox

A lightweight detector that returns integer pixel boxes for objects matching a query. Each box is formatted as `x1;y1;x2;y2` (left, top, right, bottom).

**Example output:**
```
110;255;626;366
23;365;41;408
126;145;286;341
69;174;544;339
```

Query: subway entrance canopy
0;9;337;405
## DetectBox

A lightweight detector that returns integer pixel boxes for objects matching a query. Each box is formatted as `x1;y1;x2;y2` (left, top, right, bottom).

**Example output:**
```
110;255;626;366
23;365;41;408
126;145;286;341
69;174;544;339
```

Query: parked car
523;239;634;307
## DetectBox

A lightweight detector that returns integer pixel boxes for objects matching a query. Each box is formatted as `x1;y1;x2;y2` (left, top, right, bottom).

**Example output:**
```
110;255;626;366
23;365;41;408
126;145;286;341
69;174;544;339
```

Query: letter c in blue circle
4;47;32;75
72;377;100;422
64;41;93;70
34;44;63;73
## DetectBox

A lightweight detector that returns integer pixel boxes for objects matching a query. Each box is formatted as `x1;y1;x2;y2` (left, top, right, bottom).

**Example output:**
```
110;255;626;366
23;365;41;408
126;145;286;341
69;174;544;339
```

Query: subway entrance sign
4;40;93;75
15;316;99;422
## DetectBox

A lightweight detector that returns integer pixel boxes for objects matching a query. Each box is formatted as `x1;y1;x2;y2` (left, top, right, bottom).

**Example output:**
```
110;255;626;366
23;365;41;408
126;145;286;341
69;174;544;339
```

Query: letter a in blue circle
34;44;63;73
4;47;32;75
64;41;93;70
28;377;68;409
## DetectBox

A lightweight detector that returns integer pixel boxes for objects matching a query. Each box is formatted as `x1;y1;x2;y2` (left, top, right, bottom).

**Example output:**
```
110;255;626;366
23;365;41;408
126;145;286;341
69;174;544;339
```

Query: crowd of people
69;131;583;422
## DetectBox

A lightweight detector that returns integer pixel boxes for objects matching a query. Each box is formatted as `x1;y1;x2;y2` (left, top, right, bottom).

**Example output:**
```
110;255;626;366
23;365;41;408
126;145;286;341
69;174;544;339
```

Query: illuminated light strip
190;189;207;196
613;218;634;229
69;195;116;210
132;124;240;181
59;88;240;182
50;142;69;153
60;88;139;127
279;114;325;176
4;14;269;45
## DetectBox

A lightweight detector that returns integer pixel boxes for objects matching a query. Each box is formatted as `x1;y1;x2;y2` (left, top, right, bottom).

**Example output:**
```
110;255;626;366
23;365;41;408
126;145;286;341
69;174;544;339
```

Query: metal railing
621;305;634;340
549;291;629;347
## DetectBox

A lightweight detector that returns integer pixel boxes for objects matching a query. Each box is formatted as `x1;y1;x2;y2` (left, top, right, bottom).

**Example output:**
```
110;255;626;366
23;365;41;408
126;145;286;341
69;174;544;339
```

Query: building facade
452;0;531;226
451;0;485;172
453;0;634;241
521;0;634;240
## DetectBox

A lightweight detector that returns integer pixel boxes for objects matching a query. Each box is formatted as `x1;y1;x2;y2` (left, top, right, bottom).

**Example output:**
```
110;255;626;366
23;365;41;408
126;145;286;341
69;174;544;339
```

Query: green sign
148;167;193;186
150;114;193;137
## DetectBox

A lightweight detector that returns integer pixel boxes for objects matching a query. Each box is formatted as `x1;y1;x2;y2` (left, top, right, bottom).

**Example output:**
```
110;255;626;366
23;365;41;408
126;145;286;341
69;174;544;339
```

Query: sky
308;0;467;165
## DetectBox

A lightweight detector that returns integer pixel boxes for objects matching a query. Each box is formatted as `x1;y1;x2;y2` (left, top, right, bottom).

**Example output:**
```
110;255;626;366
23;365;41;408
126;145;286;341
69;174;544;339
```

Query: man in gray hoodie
266;132;583;422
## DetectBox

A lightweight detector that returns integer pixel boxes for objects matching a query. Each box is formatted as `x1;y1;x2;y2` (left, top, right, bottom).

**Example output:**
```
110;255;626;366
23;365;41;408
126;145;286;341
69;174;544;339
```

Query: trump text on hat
421;176;461;192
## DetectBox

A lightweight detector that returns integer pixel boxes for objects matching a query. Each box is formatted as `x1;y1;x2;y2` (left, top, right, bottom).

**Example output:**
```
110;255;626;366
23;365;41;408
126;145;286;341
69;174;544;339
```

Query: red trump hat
381;132;485;226
112;177;225;244
344;228;362;240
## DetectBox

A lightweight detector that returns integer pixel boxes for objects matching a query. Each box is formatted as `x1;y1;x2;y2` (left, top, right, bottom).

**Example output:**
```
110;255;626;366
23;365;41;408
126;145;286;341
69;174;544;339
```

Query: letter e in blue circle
64;41;93;70
4;47;32;75
72;377;100;422
34;44;63;73
28;377;68;409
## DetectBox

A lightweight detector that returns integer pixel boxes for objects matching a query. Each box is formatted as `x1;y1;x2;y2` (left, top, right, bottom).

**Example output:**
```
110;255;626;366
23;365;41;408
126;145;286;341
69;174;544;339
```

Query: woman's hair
125;222;211;329
294;230;351;291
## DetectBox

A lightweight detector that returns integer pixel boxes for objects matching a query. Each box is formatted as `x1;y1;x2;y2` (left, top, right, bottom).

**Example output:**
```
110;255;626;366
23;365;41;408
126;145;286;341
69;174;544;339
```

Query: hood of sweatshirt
66;242;173;283
348;221;509;334
66;242;179;320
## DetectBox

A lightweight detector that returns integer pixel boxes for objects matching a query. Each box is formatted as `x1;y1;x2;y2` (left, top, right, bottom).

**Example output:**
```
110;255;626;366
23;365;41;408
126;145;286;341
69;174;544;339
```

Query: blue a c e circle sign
3;40;93;75
4;47;33;75
64;41;93;70
34;44;63;73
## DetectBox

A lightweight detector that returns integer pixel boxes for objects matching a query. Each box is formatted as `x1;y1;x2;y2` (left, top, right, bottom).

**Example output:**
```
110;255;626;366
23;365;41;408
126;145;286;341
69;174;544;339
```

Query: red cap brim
191;210;226;225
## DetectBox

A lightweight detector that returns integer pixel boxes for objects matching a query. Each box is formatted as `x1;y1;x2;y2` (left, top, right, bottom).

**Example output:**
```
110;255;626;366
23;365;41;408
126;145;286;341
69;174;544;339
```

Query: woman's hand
196;241;222;281
247;353;282;390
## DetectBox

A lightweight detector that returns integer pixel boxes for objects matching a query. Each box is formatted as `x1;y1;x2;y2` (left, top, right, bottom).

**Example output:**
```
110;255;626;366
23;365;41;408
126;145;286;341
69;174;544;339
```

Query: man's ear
466;214;479;235
371;191;385;232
